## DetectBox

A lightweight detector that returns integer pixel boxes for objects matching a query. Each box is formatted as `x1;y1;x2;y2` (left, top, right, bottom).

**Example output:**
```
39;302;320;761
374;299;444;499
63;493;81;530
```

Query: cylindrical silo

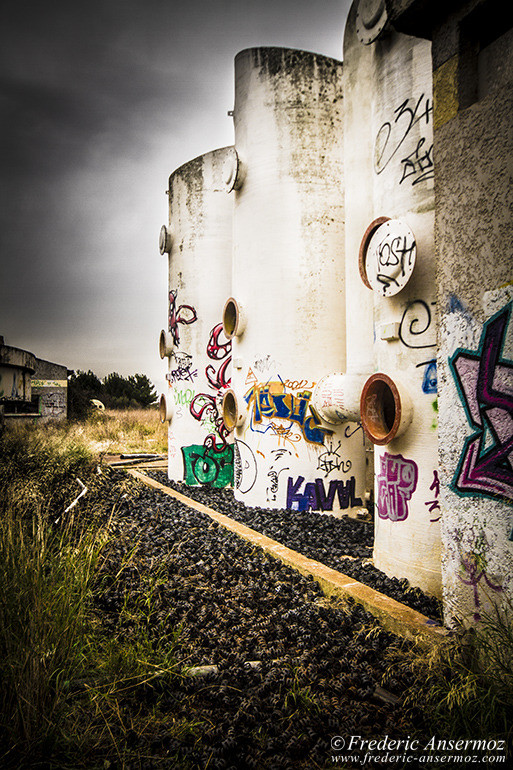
344;0;441;596
159;148;234;488
223;47;367;513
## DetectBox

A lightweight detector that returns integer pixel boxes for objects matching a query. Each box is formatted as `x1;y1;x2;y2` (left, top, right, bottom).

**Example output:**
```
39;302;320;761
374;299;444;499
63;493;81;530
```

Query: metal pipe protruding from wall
159;392;174;423
159;225;172;255
312;373;367;424
159;330;174;359
222;388;246;431
360;373;413;445
223;297;247;339
223;148;245;192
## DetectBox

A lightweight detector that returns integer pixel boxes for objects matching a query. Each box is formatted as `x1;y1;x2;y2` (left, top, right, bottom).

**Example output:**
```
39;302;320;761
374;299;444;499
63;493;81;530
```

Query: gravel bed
145;471;443;623
95;471;430;768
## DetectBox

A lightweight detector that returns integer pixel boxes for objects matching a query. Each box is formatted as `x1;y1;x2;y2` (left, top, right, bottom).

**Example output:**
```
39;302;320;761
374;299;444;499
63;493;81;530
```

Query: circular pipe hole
222;297;245;339
159;393;173;423
159;330;174;359
222;389;241;432
360;373;410;445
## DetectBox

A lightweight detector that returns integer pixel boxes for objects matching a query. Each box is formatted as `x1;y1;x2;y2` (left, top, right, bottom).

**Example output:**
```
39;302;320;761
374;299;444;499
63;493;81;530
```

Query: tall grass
0;422;179;767
71;407;168;456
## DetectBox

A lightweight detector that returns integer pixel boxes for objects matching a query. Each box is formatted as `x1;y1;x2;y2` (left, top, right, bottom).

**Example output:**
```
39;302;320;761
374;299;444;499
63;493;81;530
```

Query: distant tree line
68;370;157;417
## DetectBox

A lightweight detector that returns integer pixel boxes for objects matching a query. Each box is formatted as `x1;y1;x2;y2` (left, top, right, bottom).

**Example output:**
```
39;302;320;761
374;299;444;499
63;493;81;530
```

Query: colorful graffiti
168;290;197;346
417;359;438;394
287;476;362;512
244;381;332;445
182;443;234;488
377;452;418;522
189;322;232;450
450;303;513;505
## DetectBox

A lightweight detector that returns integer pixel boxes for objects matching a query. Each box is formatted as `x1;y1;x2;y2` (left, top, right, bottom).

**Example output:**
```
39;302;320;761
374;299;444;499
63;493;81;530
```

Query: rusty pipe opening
360;373;412;445
222;388;244;431
222;297;246;339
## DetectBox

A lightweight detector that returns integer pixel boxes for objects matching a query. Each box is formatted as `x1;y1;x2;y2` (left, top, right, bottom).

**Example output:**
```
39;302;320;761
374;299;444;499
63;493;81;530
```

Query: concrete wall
32;358;68;421
0;341;36;412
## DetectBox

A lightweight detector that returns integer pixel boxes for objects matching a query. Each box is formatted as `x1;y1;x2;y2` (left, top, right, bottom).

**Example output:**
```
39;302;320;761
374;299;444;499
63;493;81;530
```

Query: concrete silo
222;47;367;514
343;0;441;596
159;148;234;488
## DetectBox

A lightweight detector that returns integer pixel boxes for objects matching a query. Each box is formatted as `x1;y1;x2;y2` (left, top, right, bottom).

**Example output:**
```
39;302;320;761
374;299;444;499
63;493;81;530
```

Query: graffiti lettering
168;290;197;347
173;389;195;406
375;234;416;292
377;453;418;522
400;137;434;186
317;439;352;477
245;382;332;445
450;303;513;504
375;93;433;181
286;476;362;512
424;470;441;522
399;300;437;349
459;551;503;622
182;443;233;488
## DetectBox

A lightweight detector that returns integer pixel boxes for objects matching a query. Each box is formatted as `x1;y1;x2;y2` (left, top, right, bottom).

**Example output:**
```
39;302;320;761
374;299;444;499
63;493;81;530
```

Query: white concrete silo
343;0;441;596
159;148;234;488
222;47;367;513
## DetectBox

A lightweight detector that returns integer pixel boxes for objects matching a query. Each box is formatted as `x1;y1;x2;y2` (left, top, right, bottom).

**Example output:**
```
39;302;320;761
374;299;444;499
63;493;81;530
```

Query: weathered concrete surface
128;468;450;645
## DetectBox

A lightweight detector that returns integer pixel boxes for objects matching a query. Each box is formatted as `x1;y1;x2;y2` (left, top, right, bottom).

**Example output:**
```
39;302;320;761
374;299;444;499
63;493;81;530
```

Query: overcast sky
0;0;351;394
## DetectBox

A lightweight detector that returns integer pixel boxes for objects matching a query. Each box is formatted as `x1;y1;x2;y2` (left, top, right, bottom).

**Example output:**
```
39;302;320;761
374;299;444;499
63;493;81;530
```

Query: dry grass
66;407;168;456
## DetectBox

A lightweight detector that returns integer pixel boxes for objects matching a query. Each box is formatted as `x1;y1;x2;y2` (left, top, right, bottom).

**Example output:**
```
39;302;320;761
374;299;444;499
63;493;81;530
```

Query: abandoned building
0;336;68;423
157;0;512;628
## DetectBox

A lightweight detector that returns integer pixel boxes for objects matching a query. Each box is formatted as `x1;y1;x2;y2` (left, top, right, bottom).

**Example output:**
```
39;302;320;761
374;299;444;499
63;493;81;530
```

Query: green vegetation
68;369;157;417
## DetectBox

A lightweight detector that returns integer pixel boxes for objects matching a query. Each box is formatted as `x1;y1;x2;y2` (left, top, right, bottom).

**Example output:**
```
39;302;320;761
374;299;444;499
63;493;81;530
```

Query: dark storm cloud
0;0;350;380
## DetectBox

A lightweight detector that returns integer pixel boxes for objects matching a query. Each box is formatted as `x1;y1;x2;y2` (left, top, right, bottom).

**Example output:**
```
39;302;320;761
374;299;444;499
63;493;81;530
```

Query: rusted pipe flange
360;373;413;445
358;216;390;289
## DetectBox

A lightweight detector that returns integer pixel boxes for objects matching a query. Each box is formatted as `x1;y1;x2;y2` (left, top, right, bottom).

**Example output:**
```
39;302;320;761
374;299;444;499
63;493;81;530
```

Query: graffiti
182;443;234;488
253;355;276;373
287;476;362;512
377;453;418;522
266;448;292;503
374;93;433;184
41;391;66;416
375;232;416;294
344;422;366;445
399;300;437;349
168;290;197;347
190;393;228;443
458;550;503;622
417;359;438;394
317;439;352;477
173;389;195;406
424;470;441;522
167;351;198;383
244;382;332;445
233;439;258;494
190;322;232;451
400;137;434;186
450;303;513;505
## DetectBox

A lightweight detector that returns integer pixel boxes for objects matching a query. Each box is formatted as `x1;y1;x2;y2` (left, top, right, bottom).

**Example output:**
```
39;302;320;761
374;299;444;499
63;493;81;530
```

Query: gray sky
0;0;351;395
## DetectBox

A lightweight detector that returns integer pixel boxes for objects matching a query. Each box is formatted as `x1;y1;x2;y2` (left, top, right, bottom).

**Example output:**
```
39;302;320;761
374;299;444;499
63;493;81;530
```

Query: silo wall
225;47;367;513
160;148;234;488
344;1;441;596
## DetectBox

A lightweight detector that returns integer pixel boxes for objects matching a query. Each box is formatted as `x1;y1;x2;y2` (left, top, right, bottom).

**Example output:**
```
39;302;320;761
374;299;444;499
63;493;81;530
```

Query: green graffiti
181;444;233;488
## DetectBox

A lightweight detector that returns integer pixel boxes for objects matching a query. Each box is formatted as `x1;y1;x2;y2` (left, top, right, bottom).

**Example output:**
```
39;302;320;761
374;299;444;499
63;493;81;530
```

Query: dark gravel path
94;470;430;769
145;471;443;623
